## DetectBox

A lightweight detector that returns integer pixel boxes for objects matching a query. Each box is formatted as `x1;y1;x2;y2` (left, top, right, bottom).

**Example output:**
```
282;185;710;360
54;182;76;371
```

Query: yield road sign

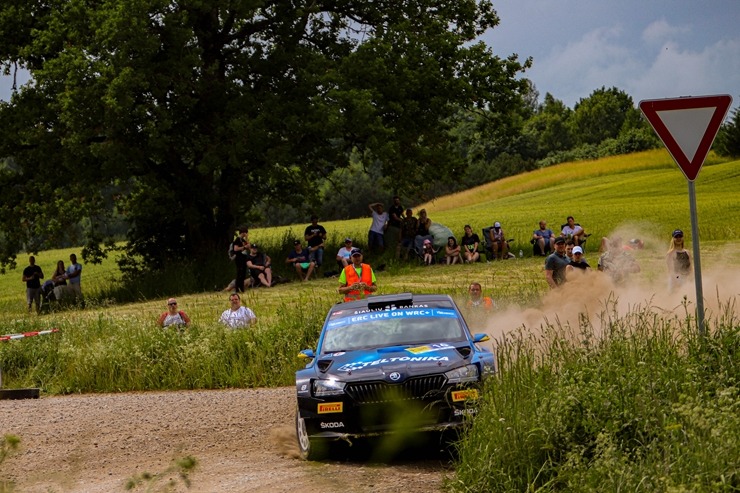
639;95;732;181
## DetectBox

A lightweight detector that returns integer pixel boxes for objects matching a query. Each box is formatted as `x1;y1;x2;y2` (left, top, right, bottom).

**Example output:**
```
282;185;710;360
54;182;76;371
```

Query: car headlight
445;364;480;383
313;378;346;396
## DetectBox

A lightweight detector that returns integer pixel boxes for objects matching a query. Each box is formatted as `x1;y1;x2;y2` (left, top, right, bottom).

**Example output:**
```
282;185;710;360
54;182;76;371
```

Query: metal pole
688;180;705;335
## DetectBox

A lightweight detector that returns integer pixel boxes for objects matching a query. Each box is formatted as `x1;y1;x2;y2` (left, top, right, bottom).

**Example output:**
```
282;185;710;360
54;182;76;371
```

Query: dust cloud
476;225;740;345
271;425;301;458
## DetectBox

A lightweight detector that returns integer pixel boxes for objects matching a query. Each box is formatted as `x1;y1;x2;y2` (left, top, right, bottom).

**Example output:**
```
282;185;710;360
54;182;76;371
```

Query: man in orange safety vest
337;248;377;302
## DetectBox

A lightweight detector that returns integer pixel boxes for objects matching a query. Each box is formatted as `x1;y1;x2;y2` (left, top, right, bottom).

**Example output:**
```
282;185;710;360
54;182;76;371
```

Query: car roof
329;293;457;313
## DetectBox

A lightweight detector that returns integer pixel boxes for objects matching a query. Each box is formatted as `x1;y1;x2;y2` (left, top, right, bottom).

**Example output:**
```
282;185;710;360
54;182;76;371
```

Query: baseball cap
250;243;258;249
672;229;684;238
293;239;301;245
494;221;501;228
423;239;432;245
572;246;583;255
350;247;362;256
344;238;352;243
554;237;566;244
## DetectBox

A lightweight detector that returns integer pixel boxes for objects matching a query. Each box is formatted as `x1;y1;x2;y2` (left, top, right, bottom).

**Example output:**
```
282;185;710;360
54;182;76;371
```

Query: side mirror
473;333;490;343
298;349;316;360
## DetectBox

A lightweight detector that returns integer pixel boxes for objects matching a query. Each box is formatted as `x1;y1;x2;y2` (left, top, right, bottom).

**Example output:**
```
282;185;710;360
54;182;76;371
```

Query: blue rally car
295;293;495;460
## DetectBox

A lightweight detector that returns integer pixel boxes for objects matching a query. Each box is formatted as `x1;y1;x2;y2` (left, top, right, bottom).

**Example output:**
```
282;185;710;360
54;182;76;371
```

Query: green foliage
448;302;740;493
570;87;641;146
0;0;530;277
0;434;20;493
715;103;740;158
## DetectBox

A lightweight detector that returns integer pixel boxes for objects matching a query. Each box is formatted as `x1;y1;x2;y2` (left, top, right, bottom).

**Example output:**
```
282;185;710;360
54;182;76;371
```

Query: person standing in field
304;215;327;268
22;255;44;313
368;202;389;254
545;237;570;289
231;227;250;293
667;229;691;292
65;253;83;303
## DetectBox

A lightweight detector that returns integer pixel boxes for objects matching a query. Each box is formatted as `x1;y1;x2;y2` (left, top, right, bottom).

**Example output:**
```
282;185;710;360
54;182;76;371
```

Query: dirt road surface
1;387;448;492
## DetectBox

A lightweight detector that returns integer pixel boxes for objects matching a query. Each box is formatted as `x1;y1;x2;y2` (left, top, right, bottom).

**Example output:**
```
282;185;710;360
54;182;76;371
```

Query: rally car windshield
321;307;466;353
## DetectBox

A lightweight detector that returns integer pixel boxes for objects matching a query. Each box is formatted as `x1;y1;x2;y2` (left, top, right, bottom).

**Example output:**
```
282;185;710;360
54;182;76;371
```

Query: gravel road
1;387;447;492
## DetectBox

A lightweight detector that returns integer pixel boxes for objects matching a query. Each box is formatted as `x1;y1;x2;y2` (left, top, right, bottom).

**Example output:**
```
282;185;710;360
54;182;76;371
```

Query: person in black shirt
232;226;250;293
569;246;591;271
22;256;44;313
461;225;481;263
304;215;327;267
246;243;272;287
386;196;404;252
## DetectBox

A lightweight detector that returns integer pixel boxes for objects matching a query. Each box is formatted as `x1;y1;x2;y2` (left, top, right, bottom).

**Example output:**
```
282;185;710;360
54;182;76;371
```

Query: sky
2;0;739;112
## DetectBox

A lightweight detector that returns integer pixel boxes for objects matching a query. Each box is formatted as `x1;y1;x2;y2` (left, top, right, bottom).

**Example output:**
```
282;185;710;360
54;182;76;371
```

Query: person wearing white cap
569;246;591;271
336;238;354;269
488;221;509;260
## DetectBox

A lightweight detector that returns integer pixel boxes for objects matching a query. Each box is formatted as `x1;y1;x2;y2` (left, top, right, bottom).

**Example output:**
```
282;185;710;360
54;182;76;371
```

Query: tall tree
715;104;740;158
569;86;639;146
0;0;529;272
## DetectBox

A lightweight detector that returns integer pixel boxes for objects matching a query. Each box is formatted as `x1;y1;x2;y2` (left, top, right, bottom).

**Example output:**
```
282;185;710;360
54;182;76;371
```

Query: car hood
318;343;470;380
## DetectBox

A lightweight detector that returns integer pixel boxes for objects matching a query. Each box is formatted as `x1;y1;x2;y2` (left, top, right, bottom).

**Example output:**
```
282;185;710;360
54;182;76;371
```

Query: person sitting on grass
219;293;257;328
422;239;435;266
461;225;480;263
286;240;316;281
157;298;191;329
445;236;462;265
246;243;272;287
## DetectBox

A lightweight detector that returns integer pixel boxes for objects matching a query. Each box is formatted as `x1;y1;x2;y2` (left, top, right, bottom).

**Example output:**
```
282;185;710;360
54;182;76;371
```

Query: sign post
639;94;732;335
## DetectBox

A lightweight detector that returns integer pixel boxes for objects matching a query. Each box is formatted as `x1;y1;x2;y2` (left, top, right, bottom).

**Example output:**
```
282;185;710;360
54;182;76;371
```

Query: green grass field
2;149;739;492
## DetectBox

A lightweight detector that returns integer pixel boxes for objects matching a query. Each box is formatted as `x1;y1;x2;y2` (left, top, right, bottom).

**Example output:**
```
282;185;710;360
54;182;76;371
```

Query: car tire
295;410;329;461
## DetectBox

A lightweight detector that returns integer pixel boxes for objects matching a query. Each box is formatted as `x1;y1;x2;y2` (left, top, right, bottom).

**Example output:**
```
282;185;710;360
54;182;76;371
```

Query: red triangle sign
639;95;732;181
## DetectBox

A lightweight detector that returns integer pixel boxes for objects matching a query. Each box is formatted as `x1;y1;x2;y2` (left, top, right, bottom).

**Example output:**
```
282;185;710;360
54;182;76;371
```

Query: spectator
157;298;191;328
545;237;570;289
568;246;591;271
221;278;252;292
488;222;508;260
386;196;404;252
467;282;494;310
414;209;433;254
219;293;257;328
286;240;316;281
22;255;44;313
666;229;691;291
461;225;481;263
246;243;272;288
338;248;377;301
398;208;419;259
368;202;388;254
422;239;435;266
598;237;640;284
304;215;326;268
532;220;555;256
565;239;575;261
231;227;250;293
65;253;83;302
52;260;67;287
561;216;586;246
445;236;462;265
336;238;354;269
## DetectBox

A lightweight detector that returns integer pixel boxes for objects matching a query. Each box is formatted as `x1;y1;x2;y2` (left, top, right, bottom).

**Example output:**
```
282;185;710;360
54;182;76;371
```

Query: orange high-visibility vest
343;263;373;301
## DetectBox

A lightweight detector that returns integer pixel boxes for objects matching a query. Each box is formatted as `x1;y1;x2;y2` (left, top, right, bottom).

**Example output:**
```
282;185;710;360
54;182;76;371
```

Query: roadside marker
639;94;733;335
639;95;732;181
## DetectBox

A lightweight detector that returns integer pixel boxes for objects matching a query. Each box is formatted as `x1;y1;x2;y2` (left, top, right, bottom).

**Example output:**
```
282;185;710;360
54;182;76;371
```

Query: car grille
345;375;447;404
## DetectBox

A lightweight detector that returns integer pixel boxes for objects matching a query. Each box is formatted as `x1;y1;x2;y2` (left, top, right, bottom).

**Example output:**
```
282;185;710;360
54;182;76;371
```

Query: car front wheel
295;410;329;461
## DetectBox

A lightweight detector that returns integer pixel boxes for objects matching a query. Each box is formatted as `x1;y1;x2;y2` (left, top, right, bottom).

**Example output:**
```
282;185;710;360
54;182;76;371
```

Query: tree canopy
0;0;530;273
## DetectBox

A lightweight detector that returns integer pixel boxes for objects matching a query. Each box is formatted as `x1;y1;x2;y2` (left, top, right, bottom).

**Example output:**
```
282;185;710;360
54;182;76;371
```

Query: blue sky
2;1;739;112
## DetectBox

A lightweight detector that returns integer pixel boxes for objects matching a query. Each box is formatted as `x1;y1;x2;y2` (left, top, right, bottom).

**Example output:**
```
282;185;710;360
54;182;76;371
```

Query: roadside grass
447;300;740;493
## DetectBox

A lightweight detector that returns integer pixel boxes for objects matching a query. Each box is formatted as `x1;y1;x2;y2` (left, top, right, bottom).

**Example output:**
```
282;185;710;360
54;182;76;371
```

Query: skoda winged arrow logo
389;372;401;381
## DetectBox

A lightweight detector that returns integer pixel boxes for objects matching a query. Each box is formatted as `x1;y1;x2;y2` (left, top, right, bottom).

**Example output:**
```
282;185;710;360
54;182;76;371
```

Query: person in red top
337;248;377;302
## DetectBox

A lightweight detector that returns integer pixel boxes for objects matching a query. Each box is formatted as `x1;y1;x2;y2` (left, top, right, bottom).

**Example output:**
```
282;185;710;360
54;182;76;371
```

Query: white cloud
642;19;691;45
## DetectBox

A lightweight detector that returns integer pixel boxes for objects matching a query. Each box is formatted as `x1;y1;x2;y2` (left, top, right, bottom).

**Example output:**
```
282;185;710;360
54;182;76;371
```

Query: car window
321;307;466;353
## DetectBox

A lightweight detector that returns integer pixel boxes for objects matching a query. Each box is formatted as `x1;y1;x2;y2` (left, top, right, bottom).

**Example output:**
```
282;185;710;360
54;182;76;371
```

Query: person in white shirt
219;293;257;328
368;202;389;254
336;238;354;269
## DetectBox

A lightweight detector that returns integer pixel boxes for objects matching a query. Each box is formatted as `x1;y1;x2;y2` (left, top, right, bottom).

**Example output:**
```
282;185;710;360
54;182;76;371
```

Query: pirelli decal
451;389;479;402
317;402;344;414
